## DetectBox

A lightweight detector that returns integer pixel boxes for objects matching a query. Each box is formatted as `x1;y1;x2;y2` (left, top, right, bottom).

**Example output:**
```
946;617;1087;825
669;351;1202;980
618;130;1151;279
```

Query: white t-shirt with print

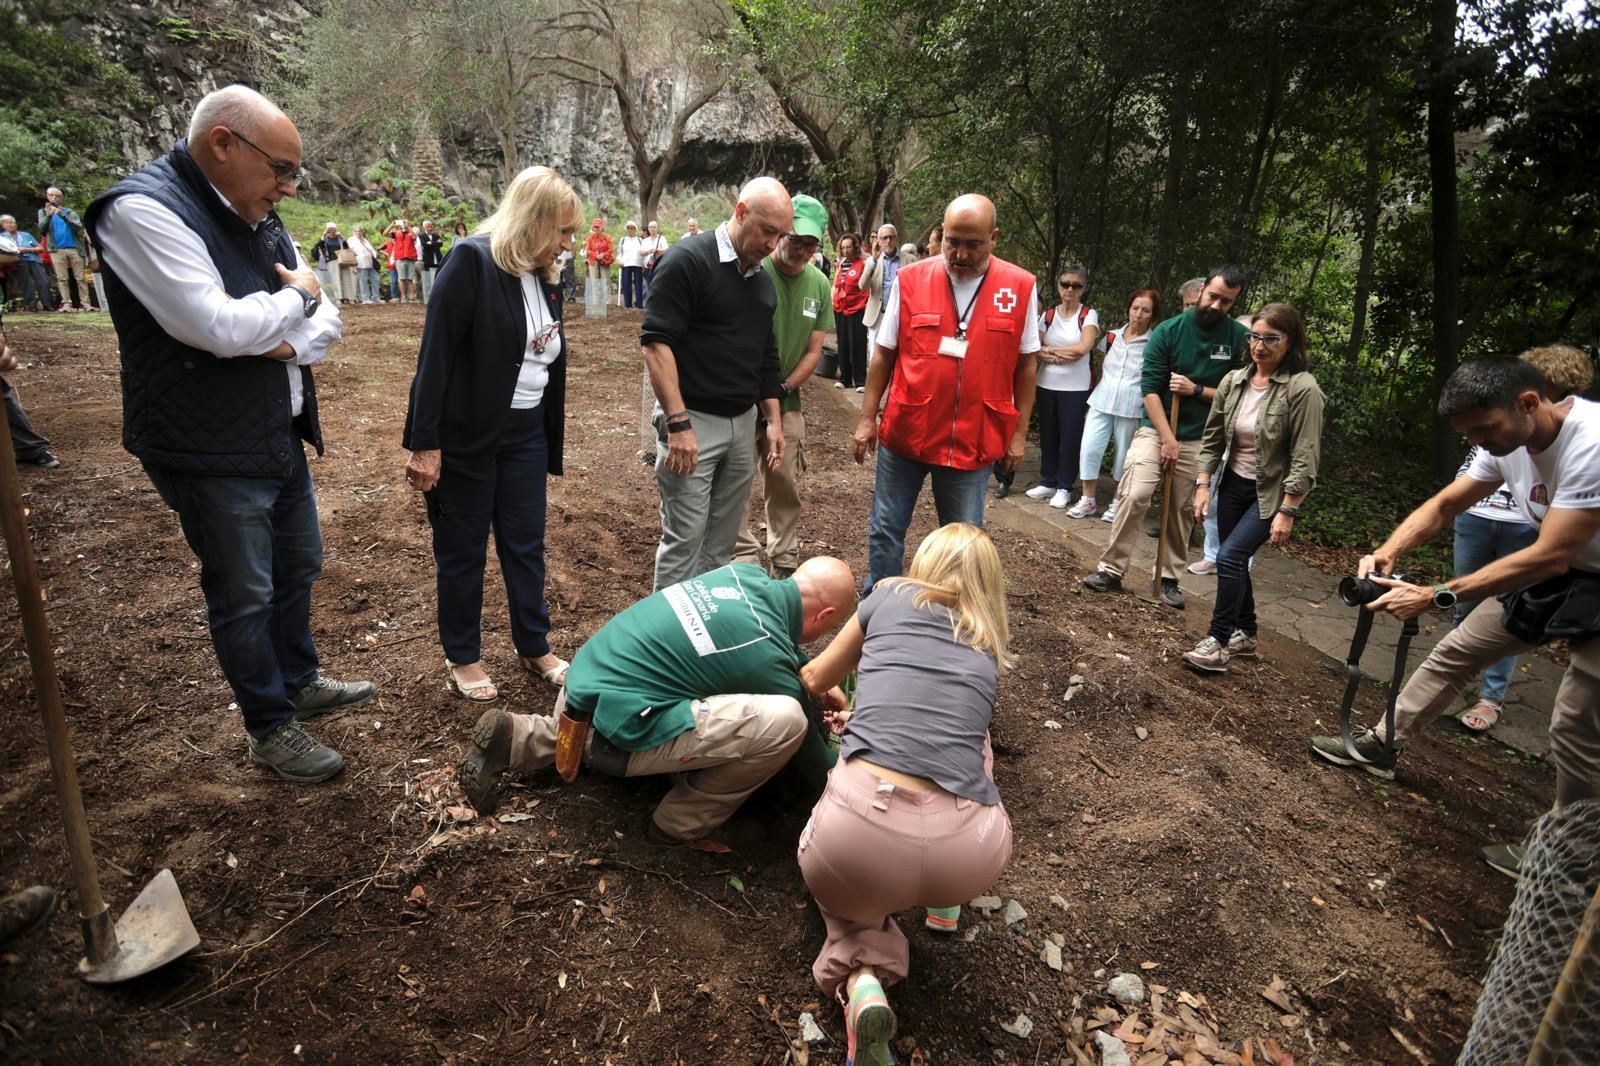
1465;397;1600;571
1457;445;1528;524
511;273;563;409
1036;305;1100;392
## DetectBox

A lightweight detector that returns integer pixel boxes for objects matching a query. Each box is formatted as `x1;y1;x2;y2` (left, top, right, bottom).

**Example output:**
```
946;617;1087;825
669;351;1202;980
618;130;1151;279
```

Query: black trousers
2;375;51;461
835;309;867;387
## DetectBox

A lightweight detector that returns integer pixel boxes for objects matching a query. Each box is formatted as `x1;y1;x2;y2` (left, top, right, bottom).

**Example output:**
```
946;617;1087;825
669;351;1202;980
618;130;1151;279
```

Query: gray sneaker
458;708;514;816
1159;578;1185;609
1182;636;1230;673
249;722;345;783
1226;630;1258;658
1479;842;1525;879
292;677;376;721
1308;727;1399;780
1083;570;1122;593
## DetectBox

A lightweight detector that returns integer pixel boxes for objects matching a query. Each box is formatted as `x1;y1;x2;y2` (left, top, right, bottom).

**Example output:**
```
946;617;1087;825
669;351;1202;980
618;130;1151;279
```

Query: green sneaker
1308;727;1399;780
1480;842;1525;879
249;721;345;783
925;906;961;933
845;975;896;1066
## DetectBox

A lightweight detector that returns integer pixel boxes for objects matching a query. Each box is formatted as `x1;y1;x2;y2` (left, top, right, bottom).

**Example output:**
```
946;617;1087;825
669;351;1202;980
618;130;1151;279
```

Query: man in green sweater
458;557;857;846
1083;265;1248;608
733;193;835;579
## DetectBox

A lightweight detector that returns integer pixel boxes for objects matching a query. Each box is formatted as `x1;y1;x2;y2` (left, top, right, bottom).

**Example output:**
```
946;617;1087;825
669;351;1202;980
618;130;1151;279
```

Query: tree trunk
1346;72;1384;367
1090;92;1118;272
1229;32;1284;263
1426;0;1460;482
1151;67;1192;293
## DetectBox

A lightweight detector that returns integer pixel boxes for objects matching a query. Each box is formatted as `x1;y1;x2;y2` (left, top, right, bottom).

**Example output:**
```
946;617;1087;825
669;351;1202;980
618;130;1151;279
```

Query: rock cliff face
68;1;810;207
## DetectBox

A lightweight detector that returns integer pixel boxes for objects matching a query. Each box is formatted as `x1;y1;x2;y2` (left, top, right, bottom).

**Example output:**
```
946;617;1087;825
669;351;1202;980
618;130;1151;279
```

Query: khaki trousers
51;247;85;306
506;690;808;839
1376;598;1600;807
734;410;806;569
1098;427;1200;582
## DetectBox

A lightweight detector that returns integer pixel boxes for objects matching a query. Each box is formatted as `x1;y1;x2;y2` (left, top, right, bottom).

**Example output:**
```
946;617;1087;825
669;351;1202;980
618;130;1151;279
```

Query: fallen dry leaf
1260;977;1294;1013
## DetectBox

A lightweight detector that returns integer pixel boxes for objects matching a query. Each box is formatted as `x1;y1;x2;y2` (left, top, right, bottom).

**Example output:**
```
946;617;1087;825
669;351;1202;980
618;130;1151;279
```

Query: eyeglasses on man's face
228;128;304;185
785;234;820;252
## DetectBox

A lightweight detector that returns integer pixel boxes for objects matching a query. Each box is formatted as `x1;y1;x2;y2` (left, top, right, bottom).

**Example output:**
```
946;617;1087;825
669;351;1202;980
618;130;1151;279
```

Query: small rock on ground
1002;899;1028;925
1108;972;1146;1005
1000;1013;1034;1039
1094;1031;1132;1066
1041;940;1062;971
797;1012;826;1044
970;895;1003;914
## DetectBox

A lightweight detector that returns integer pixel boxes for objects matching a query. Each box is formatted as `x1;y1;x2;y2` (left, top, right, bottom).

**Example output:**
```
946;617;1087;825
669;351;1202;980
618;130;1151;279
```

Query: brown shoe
458;709;514;815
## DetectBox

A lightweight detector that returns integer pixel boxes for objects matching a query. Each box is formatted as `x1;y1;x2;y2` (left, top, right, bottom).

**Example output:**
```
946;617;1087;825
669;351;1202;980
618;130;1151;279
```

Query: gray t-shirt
840;583;1000;804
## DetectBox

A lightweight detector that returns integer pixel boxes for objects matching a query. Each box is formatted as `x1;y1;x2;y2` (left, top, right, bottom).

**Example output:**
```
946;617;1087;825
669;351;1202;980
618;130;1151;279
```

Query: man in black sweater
641;176;792;591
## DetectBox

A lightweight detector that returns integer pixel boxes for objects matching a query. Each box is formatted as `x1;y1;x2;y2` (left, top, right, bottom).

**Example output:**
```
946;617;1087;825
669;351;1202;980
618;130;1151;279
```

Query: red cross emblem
993;287;1016;314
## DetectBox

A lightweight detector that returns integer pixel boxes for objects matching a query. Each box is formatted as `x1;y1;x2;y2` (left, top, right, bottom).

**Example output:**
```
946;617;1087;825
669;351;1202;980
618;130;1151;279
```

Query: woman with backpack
1022;265;1099;509
1067;288;1161;522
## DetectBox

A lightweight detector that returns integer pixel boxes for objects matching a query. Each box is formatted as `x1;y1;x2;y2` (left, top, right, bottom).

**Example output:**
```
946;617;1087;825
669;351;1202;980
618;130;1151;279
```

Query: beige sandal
446;660;499;704
1457;699;1501;733
518;654;569;689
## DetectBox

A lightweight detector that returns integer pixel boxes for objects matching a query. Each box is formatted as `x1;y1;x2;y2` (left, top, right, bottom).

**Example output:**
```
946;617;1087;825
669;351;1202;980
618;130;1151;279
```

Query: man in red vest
852;193;1040;590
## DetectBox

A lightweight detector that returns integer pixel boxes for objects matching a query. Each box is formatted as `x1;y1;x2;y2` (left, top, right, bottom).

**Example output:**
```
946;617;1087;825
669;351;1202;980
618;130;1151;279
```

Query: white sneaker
834;381;846;389
1049;489;1071;509
1025;484;1054;500
1100;499;1120;524
1065;496;1097;519
1187;558;1217;575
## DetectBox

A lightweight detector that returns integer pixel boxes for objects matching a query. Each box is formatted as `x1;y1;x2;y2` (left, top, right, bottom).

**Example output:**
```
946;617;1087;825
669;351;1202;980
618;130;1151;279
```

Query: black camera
1338;572;1419;608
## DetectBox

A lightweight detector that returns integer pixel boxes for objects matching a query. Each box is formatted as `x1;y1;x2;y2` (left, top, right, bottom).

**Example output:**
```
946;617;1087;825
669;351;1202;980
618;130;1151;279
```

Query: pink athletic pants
797;756;1013;996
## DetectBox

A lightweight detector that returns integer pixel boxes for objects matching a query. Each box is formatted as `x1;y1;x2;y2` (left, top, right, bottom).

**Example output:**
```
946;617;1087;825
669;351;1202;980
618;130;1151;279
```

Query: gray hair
1178;277;1205;302
187;84;280;145
0;215;14;226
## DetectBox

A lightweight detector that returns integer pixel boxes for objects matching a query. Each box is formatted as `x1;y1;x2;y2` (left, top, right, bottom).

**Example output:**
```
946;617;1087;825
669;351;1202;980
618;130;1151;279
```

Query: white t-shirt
1457;445;1527;524
511;274;563;409
618;235;645;267
877;270;1042;354
1465;397;1600;570
1036;305;1100;391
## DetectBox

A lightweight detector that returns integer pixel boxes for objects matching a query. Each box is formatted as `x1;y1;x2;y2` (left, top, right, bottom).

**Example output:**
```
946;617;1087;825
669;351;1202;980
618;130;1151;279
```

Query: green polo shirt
761;258;835;414
1138;309;1249;440
564;564;809;751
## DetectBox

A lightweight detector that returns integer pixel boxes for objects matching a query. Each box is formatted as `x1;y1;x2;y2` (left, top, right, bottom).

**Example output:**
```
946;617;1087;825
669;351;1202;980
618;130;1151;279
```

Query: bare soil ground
0;305;1554;1064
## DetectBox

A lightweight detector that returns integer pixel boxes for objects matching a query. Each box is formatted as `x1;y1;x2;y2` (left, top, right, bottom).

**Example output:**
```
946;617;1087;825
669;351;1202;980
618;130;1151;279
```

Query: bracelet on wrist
665;410;689;421
1278;505;1300;517
666;420;693;435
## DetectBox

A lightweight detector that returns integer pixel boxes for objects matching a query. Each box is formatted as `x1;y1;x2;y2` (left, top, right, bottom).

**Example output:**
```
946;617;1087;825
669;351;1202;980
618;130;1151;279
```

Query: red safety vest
878;255;1035;470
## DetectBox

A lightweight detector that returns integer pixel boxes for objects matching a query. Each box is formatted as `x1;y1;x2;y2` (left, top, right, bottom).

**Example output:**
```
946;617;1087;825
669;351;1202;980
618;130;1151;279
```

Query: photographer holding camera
37;186;93;312
1309;356;1600;877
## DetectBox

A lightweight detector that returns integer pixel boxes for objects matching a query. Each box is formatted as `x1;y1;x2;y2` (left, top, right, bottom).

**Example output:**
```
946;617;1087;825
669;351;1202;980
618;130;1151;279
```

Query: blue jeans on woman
620;265;645;308
1453;511;1537;701
358;267;379;303
1207;468;1274;644
1035;387;1089;491
427;405;552;665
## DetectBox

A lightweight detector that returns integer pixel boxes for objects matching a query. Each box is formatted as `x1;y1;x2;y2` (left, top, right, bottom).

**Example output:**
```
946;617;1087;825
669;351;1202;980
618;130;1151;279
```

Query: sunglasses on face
1058;280;1084;290
1247;331;1286;346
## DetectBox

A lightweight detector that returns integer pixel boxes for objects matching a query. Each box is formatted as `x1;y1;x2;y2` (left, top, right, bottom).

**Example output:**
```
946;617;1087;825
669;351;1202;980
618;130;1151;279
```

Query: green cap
791;194;828;241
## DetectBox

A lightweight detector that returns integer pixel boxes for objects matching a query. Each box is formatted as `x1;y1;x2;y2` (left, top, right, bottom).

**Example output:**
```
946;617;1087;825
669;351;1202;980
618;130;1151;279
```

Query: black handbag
1499;569;1600;645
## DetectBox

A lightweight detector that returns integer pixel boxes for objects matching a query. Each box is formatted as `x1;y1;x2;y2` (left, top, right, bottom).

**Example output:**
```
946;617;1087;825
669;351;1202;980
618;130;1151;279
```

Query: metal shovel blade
77;869;200;984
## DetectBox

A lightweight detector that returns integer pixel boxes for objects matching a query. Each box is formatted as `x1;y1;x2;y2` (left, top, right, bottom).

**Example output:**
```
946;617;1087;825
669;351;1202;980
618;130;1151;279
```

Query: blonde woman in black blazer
403;166;581;704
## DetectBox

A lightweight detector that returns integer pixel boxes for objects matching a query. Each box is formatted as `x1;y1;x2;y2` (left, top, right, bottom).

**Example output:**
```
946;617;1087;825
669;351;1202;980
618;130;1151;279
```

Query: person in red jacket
582;217;613;316
851;194;1039;591
831;233;870;390
386;219;420;303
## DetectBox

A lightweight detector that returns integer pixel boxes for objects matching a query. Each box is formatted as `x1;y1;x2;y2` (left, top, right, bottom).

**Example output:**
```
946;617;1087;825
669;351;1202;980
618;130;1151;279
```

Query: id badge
938;335;969;359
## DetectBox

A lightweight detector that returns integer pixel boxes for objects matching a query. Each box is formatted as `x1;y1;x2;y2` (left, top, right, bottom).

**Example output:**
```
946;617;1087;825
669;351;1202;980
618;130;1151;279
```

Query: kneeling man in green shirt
458;557;857;846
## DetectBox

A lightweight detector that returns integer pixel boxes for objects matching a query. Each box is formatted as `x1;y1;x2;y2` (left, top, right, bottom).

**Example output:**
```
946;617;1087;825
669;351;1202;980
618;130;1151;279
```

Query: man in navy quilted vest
86;85;374;784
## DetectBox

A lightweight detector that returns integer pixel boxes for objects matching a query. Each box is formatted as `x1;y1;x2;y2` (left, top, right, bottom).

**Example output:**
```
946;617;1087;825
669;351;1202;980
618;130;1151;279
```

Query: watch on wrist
1430;583;1458;610
666;419;693;435
778;381;792;397
286;284;319;318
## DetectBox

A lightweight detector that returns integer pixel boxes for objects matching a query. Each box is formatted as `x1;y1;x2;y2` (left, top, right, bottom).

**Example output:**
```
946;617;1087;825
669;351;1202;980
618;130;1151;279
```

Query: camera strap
1338;609;1419;762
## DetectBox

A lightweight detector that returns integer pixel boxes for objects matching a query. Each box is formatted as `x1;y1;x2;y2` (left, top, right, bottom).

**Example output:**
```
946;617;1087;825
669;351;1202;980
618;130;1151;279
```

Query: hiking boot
458;708;514;816
992;479;1011;499
1159;578;1185;609
1308;727;1399;780
845;974;896;1066
646;816;766;851
1083;569;1122;593
1182;636;1230;673
1227;630;1258;658
249;722;345;783
0;885;57;949
1480;842;1525;879
291;677;376;721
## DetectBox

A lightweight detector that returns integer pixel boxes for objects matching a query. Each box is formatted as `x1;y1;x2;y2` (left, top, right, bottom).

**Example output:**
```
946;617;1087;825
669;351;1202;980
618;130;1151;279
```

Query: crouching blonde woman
403;166;580;704
797;523;1015;1066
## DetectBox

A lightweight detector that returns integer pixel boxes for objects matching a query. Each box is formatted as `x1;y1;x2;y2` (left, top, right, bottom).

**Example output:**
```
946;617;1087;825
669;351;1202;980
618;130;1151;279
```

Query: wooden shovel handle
1153;393;1181;597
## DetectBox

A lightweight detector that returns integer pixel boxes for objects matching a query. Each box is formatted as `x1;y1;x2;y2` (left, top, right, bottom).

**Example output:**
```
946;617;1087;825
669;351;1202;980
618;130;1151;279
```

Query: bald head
792;556;857;643
941;193;999;280
187;85;302;225
729;176;792;271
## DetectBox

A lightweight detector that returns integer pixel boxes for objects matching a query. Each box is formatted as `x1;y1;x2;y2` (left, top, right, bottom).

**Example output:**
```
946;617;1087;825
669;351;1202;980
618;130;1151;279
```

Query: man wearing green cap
734;194;835;579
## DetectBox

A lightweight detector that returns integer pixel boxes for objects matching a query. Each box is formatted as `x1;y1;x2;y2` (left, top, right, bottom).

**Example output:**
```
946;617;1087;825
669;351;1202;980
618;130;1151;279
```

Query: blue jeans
866;444;989;592
621;266;645;308
359;267;379;302
1453;511;1537;701
1035;387;1089;490
1078;408;1137;487
1207;468;1274;644
428;405;552;664
143;449;323;738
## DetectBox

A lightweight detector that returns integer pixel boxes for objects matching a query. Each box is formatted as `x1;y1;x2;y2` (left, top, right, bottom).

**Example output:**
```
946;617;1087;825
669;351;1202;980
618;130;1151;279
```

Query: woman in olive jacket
1183;302;1325;673
402;166;580;703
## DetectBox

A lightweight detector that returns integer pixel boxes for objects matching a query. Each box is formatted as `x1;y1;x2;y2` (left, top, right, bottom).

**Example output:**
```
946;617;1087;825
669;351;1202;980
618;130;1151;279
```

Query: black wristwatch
1431;583;1458;611
778;381;792;398
666;419;693;435
286;284;320;318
